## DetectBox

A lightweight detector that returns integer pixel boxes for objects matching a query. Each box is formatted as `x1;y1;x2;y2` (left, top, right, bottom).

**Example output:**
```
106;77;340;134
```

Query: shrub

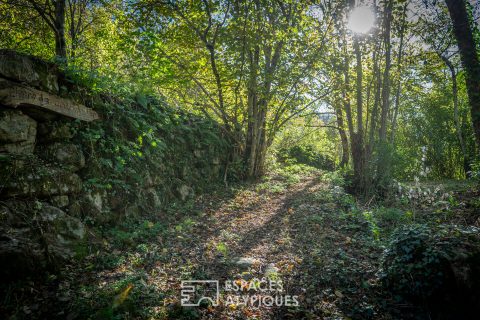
380;224;480;317
375;207;411;230
468;159;480;181
278;145;335;171
392;180;453;207
322;170;346;187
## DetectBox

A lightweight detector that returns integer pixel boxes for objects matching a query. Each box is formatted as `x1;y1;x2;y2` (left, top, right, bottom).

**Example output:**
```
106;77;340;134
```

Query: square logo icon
181;280;220;307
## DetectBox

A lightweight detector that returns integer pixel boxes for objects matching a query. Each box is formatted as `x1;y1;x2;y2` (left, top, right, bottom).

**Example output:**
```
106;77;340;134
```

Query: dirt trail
153;174;383;319
5;173;389;320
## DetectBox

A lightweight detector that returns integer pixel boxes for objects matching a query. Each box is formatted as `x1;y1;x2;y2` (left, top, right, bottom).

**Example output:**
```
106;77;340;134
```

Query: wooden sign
0;79;99;121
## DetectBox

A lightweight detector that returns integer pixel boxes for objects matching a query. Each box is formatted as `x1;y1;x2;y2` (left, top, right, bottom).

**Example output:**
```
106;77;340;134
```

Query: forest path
52;171;388;319
148;172;384;319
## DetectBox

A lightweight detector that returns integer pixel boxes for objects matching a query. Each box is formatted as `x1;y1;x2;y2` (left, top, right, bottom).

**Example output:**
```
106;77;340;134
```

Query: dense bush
469;159;480;181
278;145;335;171
380;224;480;318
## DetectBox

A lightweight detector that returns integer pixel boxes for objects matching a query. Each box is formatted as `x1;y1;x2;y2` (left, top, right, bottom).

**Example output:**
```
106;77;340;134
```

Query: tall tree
53;0;66;58
441;54;468;171
7;0;67;59
379;0;393;141
67;0;92;58
390;1;408;144
351;35;366;190
144;0;333;178
445;0;480;152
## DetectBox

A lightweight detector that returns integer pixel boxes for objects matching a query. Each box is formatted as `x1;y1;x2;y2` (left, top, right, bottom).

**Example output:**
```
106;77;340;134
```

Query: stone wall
0;50;229;281
0;108;86;279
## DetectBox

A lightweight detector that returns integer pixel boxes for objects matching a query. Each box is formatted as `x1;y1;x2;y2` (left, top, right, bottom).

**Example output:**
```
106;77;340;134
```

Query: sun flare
347;6;375;34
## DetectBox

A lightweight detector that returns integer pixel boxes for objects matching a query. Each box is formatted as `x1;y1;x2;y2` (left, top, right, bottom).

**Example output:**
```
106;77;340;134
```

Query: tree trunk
244;45;268;179
376;0;394;189
244;100;267;178
368;46;381;155
244;36;283;179
353;37;365;190
335;101;349;168
390;2;408;144
54;0;67;59
68;0;77;58
340;24;367;191
442;55;469;174
342;40;354;138
245;78;259;177
254;102;268;176
367;0;382;157
445;0;480;153
379;0;393;141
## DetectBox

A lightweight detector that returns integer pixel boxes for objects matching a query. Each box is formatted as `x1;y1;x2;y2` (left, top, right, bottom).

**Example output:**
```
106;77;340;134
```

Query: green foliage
392;180;456;209
278;145;335;171
272;117;338;172
469;159;480;181
216;242;228;258
380;224;480;304
393;65;474;181
174;218;196;233
322;171;347;188
256;162;320;193
361;210;381;240
3;0;478;187
73;273;165;320
371;141;396;191
348;206;414;241
374;207;412;231
255;180;287;194
107;219;166;248
71;86;234;215
276;163;318;176
304;214;325;225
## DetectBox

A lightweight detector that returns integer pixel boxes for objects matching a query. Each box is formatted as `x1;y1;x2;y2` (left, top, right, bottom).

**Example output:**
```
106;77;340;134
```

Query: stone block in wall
0;140;35;155
213;164;222;177
36;203;85;261
194;149;204;158
0;49;59;93
108;189;129;210
2;167;82;198
51;195;69;208
37;122;73;142
0;109;37;155
0;200;31;228
142;171;164;188
0;202;85;281
139;188;162;211
180;165;189;179
67;190;111;223
0;233;43;281
125;203;140;218
38;142;85;171
0;78;99;122
176;184;193;201
66;200;82;218
85;190;106;214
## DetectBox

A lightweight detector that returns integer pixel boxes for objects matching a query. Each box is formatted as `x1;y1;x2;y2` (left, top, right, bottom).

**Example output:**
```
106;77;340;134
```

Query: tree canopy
2;0;480;186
